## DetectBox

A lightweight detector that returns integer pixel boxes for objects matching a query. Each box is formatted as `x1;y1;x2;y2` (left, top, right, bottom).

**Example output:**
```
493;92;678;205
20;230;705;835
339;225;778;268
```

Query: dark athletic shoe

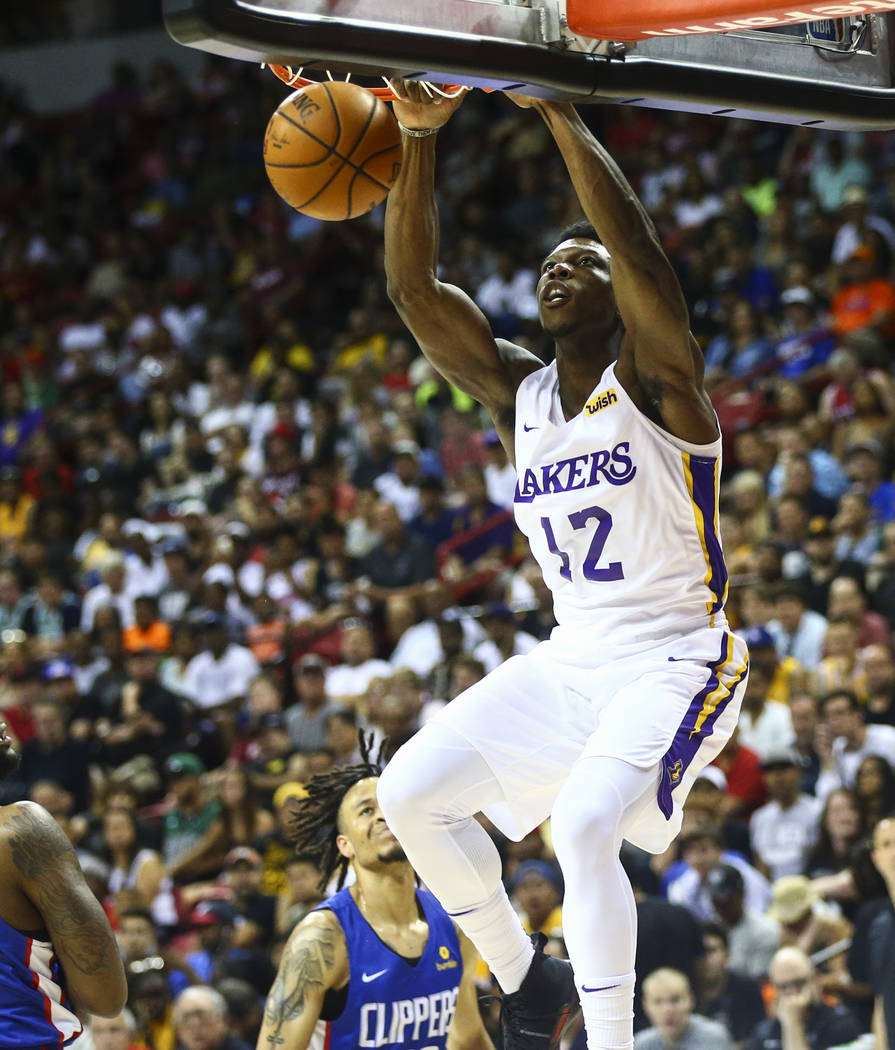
500;934;580;1049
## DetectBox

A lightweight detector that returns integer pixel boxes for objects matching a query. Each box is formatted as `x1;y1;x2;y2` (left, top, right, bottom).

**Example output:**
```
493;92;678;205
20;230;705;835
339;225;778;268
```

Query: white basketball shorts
427;623;749;854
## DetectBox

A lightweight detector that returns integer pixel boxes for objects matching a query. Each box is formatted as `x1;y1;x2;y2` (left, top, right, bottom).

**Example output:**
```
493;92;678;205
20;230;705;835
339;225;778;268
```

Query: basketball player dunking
377;85;749;1050
0;720;127;1049
256;741;494;1050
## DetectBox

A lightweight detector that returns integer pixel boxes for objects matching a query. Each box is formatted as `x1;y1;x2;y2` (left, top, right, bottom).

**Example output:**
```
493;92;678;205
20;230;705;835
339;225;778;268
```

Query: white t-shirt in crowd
182;644;261;709
750;794;823;881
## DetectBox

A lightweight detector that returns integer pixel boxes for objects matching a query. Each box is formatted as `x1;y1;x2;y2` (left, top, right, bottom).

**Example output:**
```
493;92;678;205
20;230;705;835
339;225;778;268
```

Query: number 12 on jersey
539;505;624;583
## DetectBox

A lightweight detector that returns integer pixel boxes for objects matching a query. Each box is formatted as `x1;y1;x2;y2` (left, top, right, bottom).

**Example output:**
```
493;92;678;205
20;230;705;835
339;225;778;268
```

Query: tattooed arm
256;909;347;1050
4;802;127;1017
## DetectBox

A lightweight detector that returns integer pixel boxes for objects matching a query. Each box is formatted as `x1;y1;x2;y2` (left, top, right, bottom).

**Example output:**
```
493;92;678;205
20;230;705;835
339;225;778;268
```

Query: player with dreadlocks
256;734;494;1050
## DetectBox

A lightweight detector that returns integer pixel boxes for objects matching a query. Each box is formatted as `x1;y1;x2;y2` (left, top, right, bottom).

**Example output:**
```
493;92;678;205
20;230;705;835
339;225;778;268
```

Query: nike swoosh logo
581;984;619;993
523;424;540;432
362;969;388;983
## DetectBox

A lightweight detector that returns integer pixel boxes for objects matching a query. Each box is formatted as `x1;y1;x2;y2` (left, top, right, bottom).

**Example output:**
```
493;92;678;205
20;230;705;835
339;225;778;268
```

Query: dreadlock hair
286;731;386;892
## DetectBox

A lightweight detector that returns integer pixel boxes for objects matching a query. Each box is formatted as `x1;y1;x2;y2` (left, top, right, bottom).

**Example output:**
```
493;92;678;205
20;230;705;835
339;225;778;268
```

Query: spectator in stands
695;921;767;1047
87;1009;141;1050
702;863;780;981
805;786;863;882
767;582;827;669
861;644;895;726
407;475;459;551
123;595;172;654
81;553;134;632
172;985;253;1050
869;813;895;1047
284;653;338;751
669;826;771;923
827;574;890;648
510;859;564;940
474;603;539;673
373;438;422;522
745;946;862;1050
789;693;822;797
15;696;90;810
162;752;222;882
830;243;895;341
635;968;732;1050
182;612;260;713
325;622;391;706
734;629;795;759
853;753;895;830
767;875;852;993
750;746;822;881
816;689;895;797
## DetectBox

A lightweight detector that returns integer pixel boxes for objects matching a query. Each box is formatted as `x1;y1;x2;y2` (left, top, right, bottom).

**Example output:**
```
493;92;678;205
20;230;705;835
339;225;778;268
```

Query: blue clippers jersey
0;914;81;1050
310;888;462;1050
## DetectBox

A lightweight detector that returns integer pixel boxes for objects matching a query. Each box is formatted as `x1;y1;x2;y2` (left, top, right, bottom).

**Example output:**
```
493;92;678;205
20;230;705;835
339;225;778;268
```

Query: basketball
263;81;403;221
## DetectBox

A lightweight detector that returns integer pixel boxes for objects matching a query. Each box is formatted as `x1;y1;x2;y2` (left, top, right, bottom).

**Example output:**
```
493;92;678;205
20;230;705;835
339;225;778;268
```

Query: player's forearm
385;134;440;298
533;102;659;259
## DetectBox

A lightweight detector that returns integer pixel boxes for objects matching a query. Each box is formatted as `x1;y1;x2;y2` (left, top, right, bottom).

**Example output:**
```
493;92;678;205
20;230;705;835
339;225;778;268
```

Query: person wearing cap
0;716;127;1039
181;612;260;712
844;440;895;524
223;846;277;946
162;753;223;882
407;475;461;551
749;747;822;883
373;438;422;522
510;860;564;941
284;653;339;752
830;238;895;340
184;897;274;999
257;744;494;1050
831;182;895;270
774;287;835;382
696;921;767;1046
636;967;732;1050
483;427;517;510
735;628;796;762
703;863;780;981
745;946;862;1050
473;603;539;673
13;696;91;811
121;520;167;599
768;875;857;1007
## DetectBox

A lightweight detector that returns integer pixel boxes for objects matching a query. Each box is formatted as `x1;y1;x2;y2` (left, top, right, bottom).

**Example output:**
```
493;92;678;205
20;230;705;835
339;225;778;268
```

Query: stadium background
2;2;895;1046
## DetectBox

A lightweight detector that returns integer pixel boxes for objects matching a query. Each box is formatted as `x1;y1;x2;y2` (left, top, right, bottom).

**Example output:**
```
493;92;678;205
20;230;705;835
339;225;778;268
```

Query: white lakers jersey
513;360;727;648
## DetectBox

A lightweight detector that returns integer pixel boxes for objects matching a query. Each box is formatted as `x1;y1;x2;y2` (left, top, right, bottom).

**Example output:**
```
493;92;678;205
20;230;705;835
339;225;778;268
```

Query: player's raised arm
385;82;541;457
521;99;717;444
3;801;127;1017
256;910;347;1050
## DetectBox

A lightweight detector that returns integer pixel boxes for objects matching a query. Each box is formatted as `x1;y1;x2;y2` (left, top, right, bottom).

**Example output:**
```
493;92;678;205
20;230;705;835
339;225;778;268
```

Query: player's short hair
556;220;601;246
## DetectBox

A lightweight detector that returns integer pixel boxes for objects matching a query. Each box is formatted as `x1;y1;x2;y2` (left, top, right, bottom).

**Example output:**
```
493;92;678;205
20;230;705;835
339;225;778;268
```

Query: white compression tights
377;721;659;1049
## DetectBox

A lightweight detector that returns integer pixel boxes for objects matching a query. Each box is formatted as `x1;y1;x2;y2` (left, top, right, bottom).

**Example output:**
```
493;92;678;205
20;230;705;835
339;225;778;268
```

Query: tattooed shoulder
5;802;75;880
263;911;345;1046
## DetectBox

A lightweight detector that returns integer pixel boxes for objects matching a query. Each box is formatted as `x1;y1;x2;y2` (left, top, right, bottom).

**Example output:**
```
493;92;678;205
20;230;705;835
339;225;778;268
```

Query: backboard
162;0;895;128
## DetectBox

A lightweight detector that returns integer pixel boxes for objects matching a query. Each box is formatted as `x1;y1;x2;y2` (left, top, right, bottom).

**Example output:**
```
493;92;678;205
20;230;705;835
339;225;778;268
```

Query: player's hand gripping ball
263;81;403;221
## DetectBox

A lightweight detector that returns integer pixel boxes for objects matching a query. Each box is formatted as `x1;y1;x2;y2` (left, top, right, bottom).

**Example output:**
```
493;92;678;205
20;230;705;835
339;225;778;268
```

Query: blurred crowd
1;47;895;1050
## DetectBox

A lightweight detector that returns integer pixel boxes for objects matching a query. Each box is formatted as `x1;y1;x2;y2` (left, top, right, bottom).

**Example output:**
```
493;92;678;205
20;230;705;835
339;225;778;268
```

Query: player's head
287;733;406;890
537;221;619;341
0;720;20;781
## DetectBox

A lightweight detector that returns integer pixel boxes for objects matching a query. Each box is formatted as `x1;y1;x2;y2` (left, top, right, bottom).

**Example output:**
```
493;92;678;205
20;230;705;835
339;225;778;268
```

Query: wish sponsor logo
358;988;459;1047
514;441;636;503
585;388;618;416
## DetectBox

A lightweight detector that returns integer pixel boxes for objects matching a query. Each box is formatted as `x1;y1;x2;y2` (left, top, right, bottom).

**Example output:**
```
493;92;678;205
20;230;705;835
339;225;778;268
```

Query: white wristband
397;123;439;138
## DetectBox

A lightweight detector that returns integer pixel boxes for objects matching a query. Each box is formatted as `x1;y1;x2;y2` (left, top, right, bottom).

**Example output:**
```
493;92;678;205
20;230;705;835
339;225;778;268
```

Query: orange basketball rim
566;0;895;39
266;64;490;100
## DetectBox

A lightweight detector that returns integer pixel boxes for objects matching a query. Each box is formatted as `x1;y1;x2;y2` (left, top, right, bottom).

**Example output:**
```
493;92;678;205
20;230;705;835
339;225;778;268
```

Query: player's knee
551;784;623;862
377;744;437;834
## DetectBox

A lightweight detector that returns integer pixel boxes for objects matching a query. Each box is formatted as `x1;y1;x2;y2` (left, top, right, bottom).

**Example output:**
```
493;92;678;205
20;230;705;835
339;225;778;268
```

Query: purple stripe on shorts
656;633;746;820
689;454;727;614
